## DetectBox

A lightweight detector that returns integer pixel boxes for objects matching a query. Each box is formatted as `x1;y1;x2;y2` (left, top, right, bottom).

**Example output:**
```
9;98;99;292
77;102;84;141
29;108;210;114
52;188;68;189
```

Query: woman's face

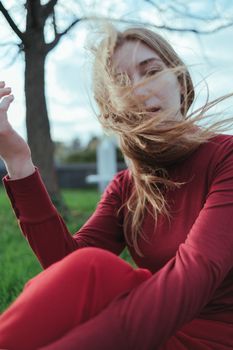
112;40;183;119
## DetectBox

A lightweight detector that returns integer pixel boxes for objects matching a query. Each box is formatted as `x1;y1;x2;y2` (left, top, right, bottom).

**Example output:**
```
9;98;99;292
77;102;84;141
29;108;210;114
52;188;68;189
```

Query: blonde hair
91;24;233;256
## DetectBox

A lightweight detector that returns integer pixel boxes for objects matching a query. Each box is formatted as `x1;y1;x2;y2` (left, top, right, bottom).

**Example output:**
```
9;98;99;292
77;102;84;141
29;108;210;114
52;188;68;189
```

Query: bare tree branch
44;11;233;55
0;1;26;42
42;0;58;20
85;15;233;34
145;0;228;22
144;0;166;13
45;17;82;53
52;9;58;36
168;4;220;21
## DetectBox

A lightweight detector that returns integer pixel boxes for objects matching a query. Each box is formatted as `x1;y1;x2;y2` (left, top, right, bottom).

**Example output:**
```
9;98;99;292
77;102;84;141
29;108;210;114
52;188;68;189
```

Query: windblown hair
90;24;233;256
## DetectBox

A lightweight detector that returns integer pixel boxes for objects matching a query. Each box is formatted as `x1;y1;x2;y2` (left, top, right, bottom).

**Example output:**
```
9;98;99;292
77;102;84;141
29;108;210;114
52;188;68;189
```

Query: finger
0;81;6;88
0;87;11;98
0;95;14;111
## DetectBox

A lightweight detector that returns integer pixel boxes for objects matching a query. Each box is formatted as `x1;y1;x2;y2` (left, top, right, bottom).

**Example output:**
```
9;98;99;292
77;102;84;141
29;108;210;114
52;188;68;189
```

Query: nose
132;75;149;104
133;84;147;97
132;78;157;108
132;74;156;107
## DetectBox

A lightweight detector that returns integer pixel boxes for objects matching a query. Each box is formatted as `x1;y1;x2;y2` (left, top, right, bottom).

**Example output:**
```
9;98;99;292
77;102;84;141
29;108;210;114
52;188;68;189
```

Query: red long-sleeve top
3;133;233;349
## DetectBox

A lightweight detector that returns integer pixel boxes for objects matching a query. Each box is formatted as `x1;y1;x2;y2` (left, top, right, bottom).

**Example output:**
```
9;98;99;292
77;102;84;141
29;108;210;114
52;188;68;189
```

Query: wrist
4;157;35;180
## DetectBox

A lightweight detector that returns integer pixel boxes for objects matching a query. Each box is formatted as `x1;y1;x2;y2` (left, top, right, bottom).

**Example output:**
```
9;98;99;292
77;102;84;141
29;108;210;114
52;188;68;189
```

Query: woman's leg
0;247;151;350
37;244;230;350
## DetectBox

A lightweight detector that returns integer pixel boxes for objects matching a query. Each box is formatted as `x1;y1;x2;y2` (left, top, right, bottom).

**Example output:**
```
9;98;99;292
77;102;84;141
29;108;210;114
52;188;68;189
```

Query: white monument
86;135;117;192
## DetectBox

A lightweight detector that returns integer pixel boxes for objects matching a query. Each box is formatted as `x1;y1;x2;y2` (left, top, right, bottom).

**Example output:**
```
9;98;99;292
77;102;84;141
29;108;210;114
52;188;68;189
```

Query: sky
0;0;233;147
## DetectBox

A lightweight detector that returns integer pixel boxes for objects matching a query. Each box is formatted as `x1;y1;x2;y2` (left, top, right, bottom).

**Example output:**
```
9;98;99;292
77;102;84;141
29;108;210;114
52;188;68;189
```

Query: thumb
0;95;14;111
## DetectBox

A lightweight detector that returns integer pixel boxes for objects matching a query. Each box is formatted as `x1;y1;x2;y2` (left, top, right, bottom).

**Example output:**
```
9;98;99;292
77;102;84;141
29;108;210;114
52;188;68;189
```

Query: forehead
112;40;163;73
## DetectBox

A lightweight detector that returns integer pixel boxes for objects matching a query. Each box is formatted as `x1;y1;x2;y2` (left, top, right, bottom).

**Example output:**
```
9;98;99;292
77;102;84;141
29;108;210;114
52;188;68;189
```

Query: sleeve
2;168;126;269
38;138;233;350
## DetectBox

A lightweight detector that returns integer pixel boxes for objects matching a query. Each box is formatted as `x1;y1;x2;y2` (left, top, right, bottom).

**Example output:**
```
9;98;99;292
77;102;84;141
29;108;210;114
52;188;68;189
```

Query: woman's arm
1;84;125;268
3;169;126;268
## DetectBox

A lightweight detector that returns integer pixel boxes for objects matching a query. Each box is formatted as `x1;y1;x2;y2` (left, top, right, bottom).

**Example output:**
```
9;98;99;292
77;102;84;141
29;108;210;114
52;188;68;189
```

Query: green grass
0;186;134;313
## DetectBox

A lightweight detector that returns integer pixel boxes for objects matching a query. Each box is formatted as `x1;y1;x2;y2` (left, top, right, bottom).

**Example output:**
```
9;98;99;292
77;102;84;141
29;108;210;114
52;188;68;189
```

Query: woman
0;25;233;349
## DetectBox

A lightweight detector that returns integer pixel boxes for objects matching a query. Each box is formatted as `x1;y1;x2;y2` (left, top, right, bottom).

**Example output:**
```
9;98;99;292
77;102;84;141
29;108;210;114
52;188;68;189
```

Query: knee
63;247;131;280
24;248;115;290
69;247;117;268
69;247;136;282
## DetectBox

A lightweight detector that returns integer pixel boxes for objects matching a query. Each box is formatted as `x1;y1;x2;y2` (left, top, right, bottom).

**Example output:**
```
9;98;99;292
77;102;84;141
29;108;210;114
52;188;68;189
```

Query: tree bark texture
24;44;60;200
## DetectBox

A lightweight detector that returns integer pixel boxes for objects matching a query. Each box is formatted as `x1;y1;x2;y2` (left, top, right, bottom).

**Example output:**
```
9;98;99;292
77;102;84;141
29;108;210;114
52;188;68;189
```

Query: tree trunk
24;48;64;210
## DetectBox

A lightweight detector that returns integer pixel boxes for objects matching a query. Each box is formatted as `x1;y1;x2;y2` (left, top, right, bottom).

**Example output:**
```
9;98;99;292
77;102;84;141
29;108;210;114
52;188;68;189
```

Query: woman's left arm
39;138;233;350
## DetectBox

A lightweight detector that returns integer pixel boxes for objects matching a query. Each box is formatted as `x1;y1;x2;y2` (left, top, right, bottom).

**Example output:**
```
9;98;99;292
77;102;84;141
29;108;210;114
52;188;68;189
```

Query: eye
146;69;157;76
144;67;162;77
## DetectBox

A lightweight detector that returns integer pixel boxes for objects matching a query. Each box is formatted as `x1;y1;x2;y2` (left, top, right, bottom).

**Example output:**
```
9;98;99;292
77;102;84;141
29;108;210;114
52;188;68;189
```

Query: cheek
162;72;179;89
161;75;181;101
141;73;181;105
149;73;178;94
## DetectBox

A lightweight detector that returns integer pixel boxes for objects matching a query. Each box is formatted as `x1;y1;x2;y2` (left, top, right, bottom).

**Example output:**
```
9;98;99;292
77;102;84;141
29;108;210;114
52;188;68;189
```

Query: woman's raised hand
0;82;35;179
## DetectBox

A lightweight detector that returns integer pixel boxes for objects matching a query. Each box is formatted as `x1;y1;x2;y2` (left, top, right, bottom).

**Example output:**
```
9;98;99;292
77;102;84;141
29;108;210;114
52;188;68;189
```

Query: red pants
0;247;152;350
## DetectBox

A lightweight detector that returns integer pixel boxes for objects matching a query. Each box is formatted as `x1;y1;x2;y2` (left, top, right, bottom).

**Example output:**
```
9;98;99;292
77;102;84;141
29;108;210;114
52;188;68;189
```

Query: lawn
0;186;134;313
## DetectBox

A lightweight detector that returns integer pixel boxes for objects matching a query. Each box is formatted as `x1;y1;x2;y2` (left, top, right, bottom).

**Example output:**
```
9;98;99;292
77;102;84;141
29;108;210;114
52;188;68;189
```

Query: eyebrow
138;57;162;67
114;57;162;78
